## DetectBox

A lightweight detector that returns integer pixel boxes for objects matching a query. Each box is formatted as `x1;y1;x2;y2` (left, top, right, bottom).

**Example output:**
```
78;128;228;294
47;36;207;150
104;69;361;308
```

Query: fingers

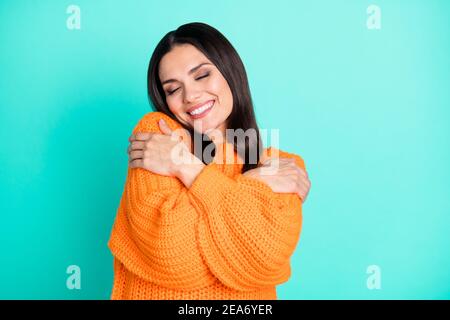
279;158;306;173
297;175;311;203
261;157;293;167
276;158;310;202
129;132;154;142
298;192;307;203
278;157;308;179
297;167;308;178
129;159;143;169
260;158;299;176
158;119;173;135
265;158;297;172
127;141;146;154
127;132;156;156
297;170;311;191
297;182;309;202
128;150;144;161
262;158;309;180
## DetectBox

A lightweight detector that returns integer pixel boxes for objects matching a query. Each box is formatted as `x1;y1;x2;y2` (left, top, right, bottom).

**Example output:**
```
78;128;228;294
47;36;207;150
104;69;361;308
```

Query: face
158;44;233;139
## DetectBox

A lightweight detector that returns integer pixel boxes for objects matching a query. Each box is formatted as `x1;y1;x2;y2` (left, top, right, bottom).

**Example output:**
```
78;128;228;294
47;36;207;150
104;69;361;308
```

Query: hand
127;119;193;177
242;157;311;202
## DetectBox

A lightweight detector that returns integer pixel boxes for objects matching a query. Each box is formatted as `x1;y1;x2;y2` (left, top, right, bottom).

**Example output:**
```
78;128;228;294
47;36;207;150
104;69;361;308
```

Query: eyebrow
161;62;212;85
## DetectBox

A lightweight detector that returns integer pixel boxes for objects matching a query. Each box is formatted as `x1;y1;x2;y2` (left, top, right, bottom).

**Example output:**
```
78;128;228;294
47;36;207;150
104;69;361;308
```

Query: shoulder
261;146;306;170
132;111;183;134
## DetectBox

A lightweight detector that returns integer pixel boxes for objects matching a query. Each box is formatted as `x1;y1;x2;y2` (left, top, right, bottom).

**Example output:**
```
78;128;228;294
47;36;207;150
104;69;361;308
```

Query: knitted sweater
108;111;306;300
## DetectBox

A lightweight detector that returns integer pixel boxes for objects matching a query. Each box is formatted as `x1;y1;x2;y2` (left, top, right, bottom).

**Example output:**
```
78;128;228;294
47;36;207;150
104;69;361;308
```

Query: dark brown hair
147;22;262;173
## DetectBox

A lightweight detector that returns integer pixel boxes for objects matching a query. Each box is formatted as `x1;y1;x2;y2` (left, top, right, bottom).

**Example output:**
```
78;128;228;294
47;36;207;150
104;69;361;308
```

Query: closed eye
195;72;209;80
167;88;179;95
166;72;210;96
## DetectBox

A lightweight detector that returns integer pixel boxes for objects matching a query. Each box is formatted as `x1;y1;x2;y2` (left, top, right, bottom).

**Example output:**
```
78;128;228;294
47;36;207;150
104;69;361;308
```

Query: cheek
219;80;233;113
209;77;233;109
166;97;184;116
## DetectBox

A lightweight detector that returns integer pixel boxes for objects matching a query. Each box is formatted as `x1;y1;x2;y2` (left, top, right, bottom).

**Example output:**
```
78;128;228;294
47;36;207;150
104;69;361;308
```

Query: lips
187;99;214;113
187;100;215;119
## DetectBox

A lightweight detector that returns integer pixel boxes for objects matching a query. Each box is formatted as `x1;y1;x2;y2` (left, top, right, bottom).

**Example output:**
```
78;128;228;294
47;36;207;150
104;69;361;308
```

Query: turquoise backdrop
0;0;449;299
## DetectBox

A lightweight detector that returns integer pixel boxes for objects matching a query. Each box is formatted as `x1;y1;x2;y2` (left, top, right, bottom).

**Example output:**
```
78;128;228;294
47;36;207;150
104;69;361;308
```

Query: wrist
175;154;205;188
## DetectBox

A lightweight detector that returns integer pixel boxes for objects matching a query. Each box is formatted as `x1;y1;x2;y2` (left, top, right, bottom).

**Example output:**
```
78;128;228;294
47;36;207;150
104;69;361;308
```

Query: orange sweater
108;112;306;300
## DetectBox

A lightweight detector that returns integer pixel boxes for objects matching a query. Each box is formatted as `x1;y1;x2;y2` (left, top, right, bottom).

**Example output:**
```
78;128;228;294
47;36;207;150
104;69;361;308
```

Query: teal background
0;0;449;299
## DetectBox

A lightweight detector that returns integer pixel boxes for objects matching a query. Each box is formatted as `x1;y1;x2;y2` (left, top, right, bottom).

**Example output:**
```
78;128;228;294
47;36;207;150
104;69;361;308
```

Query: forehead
159;44;211;80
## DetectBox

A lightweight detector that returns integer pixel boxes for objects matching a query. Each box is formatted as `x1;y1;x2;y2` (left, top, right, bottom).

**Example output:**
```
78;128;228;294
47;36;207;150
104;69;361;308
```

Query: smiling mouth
187;100;215;119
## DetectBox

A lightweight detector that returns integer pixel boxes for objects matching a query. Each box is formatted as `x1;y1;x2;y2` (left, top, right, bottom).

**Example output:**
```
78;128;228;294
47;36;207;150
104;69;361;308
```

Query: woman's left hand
127;119;192;177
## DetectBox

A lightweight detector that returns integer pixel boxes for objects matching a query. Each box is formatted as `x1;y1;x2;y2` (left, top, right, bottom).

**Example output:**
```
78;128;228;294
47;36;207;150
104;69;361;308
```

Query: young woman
108;22;311;300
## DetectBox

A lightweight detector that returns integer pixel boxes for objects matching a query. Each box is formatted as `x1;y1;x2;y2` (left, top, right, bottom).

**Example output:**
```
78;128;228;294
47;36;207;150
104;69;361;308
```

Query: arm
186;150;305;291
110;112;306;291
108;112;216;290
173;153;205;188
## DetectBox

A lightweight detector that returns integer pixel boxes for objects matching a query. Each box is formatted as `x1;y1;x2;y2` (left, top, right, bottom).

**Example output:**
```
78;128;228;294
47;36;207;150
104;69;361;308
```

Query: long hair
147;22;262;173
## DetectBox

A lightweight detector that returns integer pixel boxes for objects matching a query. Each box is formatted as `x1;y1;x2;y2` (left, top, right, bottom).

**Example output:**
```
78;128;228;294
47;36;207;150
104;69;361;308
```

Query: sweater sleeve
108;112;216;290
187;149;305;291
109;112;306;292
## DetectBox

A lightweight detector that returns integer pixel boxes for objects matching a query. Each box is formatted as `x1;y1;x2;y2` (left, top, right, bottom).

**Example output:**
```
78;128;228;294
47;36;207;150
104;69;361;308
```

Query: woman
108;22;311;300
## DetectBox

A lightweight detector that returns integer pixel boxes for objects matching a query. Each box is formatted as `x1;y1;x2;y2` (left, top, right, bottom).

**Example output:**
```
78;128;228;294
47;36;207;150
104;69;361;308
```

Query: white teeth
189;101;214;115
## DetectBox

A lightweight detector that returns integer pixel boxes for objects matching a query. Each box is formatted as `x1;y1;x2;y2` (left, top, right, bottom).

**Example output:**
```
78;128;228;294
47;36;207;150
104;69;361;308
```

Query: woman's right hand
242;158;311;203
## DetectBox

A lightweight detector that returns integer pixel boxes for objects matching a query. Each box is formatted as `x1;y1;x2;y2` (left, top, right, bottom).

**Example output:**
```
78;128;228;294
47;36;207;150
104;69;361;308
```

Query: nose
183;83;202;104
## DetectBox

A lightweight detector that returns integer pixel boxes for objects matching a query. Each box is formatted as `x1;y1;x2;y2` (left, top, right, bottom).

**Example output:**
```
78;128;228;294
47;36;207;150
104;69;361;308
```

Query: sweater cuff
188;163;234;213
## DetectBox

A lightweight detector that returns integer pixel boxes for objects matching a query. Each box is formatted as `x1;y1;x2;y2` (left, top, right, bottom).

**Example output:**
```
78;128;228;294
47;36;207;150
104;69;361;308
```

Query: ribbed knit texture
108;111;306;300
